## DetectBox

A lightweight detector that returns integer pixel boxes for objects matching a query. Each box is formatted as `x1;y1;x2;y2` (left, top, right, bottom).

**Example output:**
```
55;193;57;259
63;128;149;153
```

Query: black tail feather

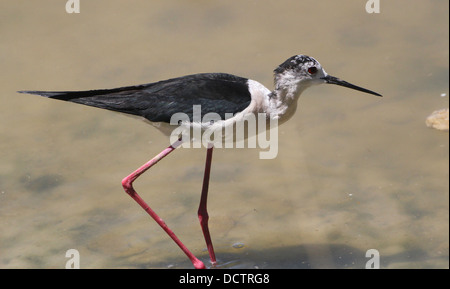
18;86;153;119
18;85;146;101
18;90;75;99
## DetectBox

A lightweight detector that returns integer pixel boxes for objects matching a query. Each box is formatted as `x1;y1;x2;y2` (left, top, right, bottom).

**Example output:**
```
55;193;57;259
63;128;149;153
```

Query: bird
19;54;382;269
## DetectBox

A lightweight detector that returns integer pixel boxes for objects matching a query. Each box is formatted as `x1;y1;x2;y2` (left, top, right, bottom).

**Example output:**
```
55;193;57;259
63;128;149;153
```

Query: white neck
268;87;303;123
246;78;306;124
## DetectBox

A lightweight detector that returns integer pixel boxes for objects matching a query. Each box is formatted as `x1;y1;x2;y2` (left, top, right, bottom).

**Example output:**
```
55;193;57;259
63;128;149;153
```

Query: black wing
19;73;252;123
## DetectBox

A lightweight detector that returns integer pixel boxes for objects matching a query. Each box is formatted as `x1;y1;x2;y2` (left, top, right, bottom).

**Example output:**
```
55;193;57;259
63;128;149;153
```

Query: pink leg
121;139;205;269
198;144;216;265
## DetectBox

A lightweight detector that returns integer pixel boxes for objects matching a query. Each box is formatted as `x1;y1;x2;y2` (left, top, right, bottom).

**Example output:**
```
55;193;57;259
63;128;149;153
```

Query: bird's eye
308;67;318;74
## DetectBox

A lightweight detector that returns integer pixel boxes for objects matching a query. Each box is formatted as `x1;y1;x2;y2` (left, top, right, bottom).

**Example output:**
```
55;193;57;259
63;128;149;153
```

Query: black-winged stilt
19;55;381;269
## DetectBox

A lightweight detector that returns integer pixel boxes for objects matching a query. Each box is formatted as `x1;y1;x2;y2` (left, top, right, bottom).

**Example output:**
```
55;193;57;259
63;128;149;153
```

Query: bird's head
273;55;381;97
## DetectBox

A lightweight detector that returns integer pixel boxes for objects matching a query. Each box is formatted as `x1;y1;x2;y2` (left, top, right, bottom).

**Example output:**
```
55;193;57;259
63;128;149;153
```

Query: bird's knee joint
121;177;133;191
198;212;209;224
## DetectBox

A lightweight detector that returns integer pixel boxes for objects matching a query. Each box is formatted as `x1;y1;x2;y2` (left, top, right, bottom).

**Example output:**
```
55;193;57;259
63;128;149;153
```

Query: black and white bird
19;55;381;269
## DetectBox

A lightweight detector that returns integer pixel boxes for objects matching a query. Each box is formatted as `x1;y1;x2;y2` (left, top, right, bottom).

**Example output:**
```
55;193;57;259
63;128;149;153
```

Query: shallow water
1;0;448;269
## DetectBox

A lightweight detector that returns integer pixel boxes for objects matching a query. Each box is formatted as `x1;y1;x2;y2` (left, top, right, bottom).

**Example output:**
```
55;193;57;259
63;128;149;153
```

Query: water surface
0;0;448;269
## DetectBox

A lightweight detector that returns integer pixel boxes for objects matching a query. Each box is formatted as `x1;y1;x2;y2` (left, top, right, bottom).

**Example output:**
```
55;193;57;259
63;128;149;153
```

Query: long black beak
321;75;382;97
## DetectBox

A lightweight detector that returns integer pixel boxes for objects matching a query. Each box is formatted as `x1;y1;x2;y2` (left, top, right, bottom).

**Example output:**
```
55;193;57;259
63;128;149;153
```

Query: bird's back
20;73;252;123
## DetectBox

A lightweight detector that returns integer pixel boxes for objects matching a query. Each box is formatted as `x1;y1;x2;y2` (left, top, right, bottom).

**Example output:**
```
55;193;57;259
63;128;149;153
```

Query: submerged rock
426;108;449;131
